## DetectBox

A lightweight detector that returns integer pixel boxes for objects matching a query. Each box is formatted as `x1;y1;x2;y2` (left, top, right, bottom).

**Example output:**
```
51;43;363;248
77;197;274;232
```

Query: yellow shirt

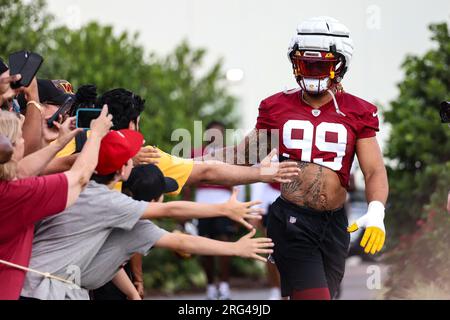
55;131;92;158
154;148;194;195
115;149;193;195
56;138;77;158
56;136;194;196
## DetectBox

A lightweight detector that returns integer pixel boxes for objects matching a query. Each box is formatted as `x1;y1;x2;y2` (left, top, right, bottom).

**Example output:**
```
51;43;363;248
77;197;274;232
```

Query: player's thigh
321;210;350;299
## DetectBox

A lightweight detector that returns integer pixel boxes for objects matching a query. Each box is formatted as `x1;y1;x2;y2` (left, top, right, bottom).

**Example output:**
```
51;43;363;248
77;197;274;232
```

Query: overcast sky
45;0;449;149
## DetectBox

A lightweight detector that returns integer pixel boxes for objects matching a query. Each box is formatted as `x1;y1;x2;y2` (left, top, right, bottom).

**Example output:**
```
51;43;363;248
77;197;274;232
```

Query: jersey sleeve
255;99;275;130
357;103;380;139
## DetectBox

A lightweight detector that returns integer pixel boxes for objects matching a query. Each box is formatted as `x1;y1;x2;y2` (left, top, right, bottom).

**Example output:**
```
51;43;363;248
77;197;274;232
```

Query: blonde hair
0;111;21;181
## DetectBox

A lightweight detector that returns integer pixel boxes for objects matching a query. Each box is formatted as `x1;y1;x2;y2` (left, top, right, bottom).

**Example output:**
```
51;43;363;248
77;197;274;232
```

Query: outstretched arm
42;154;77;175
17;117;82;178
155;229;274;262
199;129;273;166
187;149;299;186
141;188;262;229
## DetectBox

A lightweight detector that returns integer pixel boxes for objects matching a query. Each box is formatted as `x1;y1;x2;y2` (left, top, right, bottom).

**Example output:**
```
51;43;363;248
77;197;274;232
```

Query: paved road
147;258;388;300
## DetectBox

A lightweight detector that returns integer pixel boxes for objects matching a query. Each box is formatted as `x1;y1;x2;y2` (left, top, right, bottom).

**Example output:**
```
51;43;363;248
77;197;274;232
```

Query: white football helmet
288;16;354;95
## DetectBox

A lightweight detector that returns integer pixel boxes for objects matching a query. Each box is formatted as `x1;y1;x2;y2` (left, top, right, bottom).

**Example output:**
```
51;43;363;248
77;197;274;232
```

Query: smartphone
8;51;27;75
9;51;44;89
47;96;75;128
76;108;102;129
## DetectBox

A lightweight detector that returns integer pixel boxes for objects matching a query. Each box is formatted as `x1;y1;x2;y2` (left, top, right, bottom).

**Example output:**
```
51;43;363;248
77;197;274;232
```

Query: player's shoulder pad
283;87;301;95
260;89;295;108
341;92;378;116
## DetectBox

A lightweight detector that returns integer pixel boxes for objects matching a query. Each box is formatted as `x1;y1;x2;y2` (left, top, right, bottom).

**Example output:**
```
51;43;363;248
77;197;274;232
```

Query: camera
440;101;450;123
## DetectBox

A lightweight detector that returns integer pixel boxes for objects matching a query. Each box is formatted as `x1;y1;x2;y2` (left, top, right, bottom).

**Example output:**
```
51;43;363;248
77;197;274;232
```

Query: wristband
27;101;43;114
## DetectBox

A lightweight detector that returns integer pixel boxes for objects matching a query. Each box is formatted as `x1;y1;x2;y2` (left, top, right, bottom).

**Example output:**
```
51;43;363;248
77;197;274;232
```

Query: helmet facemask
290;48;346;95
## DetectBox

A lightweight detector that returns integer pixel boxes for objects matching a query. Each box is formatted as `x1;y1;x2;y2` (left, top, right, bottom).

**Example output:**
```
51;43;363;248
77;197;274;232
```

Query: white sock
268;287;281;300
206;284;217;299
218;281;230;298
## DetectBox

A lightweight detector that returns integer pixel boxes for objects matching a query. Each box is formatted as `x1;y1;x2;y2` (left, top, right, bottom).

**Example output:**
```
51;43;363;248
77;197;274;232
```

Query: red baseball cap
96;130;143;175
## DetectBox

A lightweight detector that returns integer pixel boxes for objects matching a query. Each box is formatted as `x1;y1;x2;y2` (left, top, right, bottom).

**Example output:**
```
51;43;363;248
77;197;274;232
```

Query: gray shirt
81;220;163;290
21;181;167;300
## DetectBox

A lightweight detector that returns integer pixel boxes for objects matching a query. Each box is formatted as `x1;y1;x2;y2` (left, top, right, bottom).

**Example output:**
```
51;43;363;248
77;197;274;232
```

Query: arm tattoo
202;129;272;166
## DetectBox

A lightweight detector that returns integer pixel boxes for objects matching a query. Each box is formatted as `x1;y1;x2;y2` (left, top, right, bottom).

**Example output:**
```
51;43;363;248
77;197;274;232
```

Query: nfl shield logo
289;216;297;224
312;109;321;117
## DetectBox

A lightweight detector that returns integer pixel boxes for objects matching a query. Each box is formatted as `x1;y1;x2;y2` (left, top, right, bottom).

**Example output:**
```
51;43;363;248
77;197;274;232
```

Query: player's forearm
198;145;242;165
201;163;262;185
364;167;389;206
170;233;237;257
200;129;261;166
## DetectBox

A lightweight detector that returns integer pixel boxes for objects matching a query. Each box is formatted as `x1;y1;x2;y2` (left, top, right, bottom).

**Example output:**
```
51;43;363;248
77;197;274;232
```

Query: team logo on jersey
312;109;321;117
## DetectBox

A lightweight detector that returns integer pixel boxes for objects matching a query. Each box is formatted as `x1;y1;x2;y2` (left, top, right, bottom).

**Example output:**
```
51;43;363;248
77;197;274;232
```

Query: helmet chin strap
327;89;346;117
299;77;346;117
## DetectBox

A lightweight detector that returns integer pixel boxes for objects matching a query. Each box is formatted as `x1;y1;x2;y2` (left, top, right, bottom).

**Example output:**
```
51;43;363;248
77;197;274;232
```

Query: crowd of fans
0;53;301;300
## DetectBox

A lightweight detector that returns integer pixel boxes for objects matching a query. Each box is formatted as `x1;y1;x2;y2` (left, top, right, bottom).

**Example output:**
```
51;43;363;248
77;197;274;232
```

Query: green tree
383;163;450;299
42;23;238;151
383;22;450;241
1;1;238;152
0;0;52;60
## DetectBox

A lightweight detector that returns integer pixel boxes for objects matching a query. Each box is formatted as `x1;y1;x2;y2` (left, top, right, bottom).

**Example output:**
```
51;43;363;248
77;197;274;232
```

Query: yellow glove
347;201;386;255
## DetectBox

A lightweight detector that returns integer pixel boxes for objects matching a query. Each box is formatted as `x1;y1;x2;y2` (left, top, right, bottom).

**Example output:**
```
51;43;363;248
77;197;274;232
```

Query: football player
203;16;389;300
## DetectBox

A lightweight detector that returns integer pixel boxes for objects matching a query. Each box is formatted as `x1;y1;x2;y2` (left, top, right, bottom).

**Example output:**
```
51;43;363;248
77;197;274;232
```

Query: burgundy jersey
256;90;379;189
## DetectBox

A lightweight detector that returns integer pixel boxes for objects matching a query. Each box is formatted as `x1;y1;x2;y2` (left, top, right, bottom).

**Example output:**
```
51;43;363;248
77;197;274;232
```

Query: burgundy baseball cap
96;129;143;175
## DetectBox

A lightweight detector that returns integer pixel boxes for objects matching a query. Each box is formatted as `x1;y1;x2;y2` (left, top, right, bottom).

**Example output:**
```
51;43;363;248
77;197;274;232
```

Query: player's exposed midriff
280;161;347;211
